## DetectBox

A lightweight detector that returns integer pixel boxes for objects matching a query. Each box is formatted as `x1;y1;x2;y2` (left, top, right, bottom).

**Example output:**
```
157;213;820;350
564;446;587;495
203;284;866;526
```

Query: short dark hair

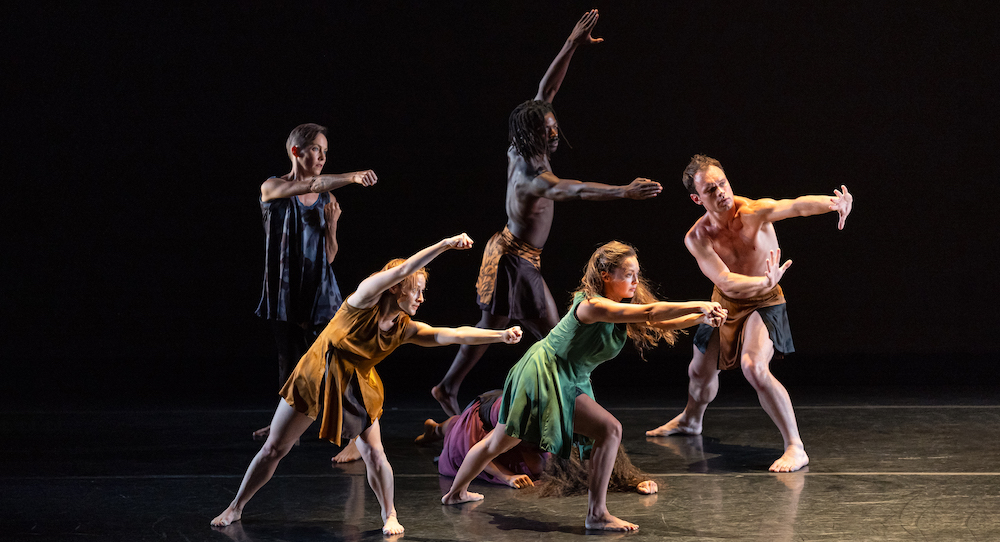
509;100;556;159
682;154;723;195
286;123;328;158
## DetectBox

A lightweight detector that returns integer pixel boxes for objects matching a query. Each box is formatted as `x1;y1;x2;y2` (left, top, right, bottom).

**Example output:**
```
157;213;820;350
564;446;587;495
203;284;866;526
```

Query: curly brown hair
573;241;678;358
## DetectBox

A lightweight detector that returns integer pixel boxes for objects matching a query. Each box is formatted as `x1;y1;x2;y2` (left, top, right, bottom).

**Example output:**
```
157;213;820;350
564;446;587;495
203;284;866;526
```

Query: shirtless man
431;9;662;416
646;154;852;472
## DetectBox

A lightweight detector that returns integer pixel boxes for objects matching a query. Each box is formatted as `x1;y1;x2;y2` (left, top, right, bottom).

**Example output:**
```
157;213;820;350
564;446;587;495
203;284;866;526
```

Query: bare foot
645;413;702;437
210;506;241;527
636;480;658;495
585;512;638;532
769;444;809;472
415;419;443;445
431;385;461;417
382;514;404;536
252;425;269;441
442;490;484;505
431;386;462;416
332;439;361;463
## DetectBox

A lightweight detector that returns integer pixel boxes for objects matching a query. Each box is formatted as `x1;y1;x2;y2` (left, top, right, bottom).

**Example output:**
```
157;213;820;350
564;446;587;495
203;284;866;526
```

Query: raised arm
405;322;523;347
260;170;378;202
347;233;474;309
534;9;604;103
687;232;792;298
523;171;662;202
576;296;723;325
754;185;853;229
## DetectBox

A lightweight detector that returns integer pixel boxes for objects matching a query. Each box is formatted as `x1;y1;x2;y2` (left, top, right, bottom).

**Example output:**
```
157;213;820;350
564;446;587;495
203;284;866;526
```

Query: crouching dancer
211;234;523;535
443;241;725;531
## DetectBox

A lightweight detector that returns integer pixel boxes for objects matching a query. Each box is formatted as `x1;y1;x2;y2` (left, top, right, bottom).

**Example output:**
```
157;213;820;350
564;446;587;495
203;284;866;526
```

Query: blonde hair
375;258;428;295
573;241;678;357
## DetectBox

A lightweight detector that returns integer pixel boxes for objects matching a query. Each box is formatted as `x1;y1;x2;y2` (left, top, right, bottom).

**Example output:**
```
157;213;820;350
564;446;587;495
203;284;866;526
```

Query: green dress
498;293;628;458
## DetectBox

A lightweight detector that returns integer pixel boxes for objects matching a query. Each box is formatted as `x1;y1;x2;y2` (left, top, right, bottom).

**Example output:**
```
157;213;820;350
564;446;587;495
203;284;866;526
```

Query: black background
4;1;998;408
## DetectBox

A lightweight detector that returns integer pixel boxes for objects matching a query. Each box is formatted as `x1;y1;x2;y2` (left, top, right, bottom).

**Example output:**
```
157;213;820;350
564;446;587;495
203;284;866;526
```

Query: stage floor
3;386;1000;541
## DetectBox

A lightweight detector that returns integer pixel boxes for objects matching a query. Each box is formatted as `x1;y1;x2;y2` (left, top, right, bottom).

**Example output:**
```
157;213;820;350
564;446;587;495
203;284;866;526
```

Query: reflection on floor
3;386;1000;541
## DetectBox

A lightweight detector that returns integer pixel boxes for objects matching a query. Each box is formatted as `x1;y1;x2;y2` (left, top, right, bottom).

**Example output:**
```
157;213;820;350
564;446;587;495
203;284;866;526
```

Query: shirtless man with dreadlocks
431;9;663;416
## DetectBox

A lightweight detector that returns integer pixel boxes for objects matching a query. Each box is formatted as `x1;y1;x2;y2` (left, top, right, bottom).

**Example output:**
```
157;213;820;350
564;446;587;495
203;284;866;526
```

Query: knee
688;361;717;384
740;357;772;387
359;442;387;466
597;417;622;445
260;441;291;461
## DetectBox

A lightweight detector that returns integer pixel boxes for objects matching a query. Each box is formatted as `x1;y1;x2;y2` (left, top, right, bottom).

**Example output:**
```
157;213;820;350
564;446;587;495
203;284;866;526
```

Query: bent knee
740;357;773;385
260;442;292;461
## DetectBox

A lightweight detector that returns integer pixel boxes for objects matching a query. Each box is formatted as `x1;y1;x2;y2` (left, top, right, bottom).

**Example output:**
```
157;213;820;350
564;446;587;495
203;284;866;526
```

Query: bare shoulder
737;196;777;224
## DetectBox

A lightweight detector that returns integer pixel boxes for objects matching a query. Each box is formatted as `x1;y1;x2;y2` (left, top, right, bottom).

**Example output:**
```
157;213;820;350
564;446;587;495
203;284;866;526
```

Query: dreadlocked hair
509;100;556;159
573;241;679;358
528;444;652;497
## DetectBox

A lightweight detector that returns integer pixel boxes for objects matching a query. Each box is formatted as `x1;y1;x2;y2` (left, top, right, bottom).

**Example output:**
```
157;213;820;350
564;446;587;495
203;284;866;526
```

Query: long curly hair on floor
528;444;651;497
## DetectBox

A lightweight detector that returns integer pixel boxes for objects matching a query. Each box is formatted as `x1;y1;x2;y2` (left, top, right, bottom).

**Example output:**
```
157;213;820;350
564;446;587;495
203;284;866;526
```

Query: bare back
504;146;554;248
687;197;780;297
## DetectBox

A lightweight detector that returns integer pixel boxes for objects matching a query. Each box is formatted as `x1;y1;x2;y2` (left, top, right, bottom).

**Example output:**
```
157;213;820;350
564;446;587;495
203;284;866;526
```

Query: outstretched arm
523;171;662;202
688;234;792;298
754;185;853;229
651;310;728;331
576;296;724;326
347;233;474;309
260;170;378;202
406;323;523;347
534;9;604;103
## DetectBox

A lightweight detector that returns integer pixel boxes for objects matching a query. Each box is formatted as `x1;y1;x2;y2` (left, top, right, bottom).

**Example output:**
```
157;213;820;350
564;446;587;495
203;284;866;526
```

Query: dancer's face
691;165;734;212
544;112;559;154
395;274;426;316
293;133;328;177
602;256;639;302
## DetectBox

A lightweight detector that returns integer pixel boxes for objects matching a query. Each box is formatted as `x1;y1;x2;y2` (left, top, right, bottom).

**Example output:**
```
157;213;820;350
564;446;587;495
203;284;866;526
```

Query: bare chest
709;221;778;275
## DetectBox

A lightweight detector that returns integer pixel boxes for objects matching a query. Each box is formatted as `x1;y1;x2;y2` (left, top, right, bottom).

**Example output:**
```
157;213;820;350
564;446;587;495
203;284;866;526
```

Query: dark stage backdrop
3;1;998;406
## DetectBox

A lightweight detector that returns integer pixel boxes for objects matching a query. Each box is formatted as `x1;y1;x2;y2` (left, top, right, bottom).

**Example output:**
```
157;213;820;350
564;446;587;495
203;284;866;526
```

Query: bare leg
433;311;511;416
442;425;522;504
573;394;637;532
331;438;361;463
212;400;313;526
740;312;809;472
354;420;404;535
646;331;722;436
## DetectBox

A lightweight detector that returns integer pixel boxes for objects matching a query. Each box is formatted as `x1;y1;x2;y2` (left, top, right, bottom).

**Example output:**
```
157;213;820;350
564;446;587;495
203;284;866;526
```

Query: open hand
830;185;852;229
502;326;523;344
569;9;604;45
764;249;792;288
444;233;474;250
624;178;662;200
505;473;534;489
352;169;378;187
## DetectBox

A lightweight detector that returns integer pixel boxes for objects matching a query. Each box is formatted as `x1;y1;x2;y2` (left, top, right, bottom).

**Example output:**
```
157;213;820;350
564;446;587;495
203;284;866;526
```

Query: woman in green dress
442;241;727;532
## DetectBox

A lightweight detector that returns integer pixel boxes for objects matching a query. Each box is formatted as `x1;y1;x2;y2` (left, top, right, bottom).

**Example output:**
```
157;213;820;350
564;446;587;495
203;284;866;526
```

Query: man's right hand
624;178;662;200
568;9;604;46
764;249;793;288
